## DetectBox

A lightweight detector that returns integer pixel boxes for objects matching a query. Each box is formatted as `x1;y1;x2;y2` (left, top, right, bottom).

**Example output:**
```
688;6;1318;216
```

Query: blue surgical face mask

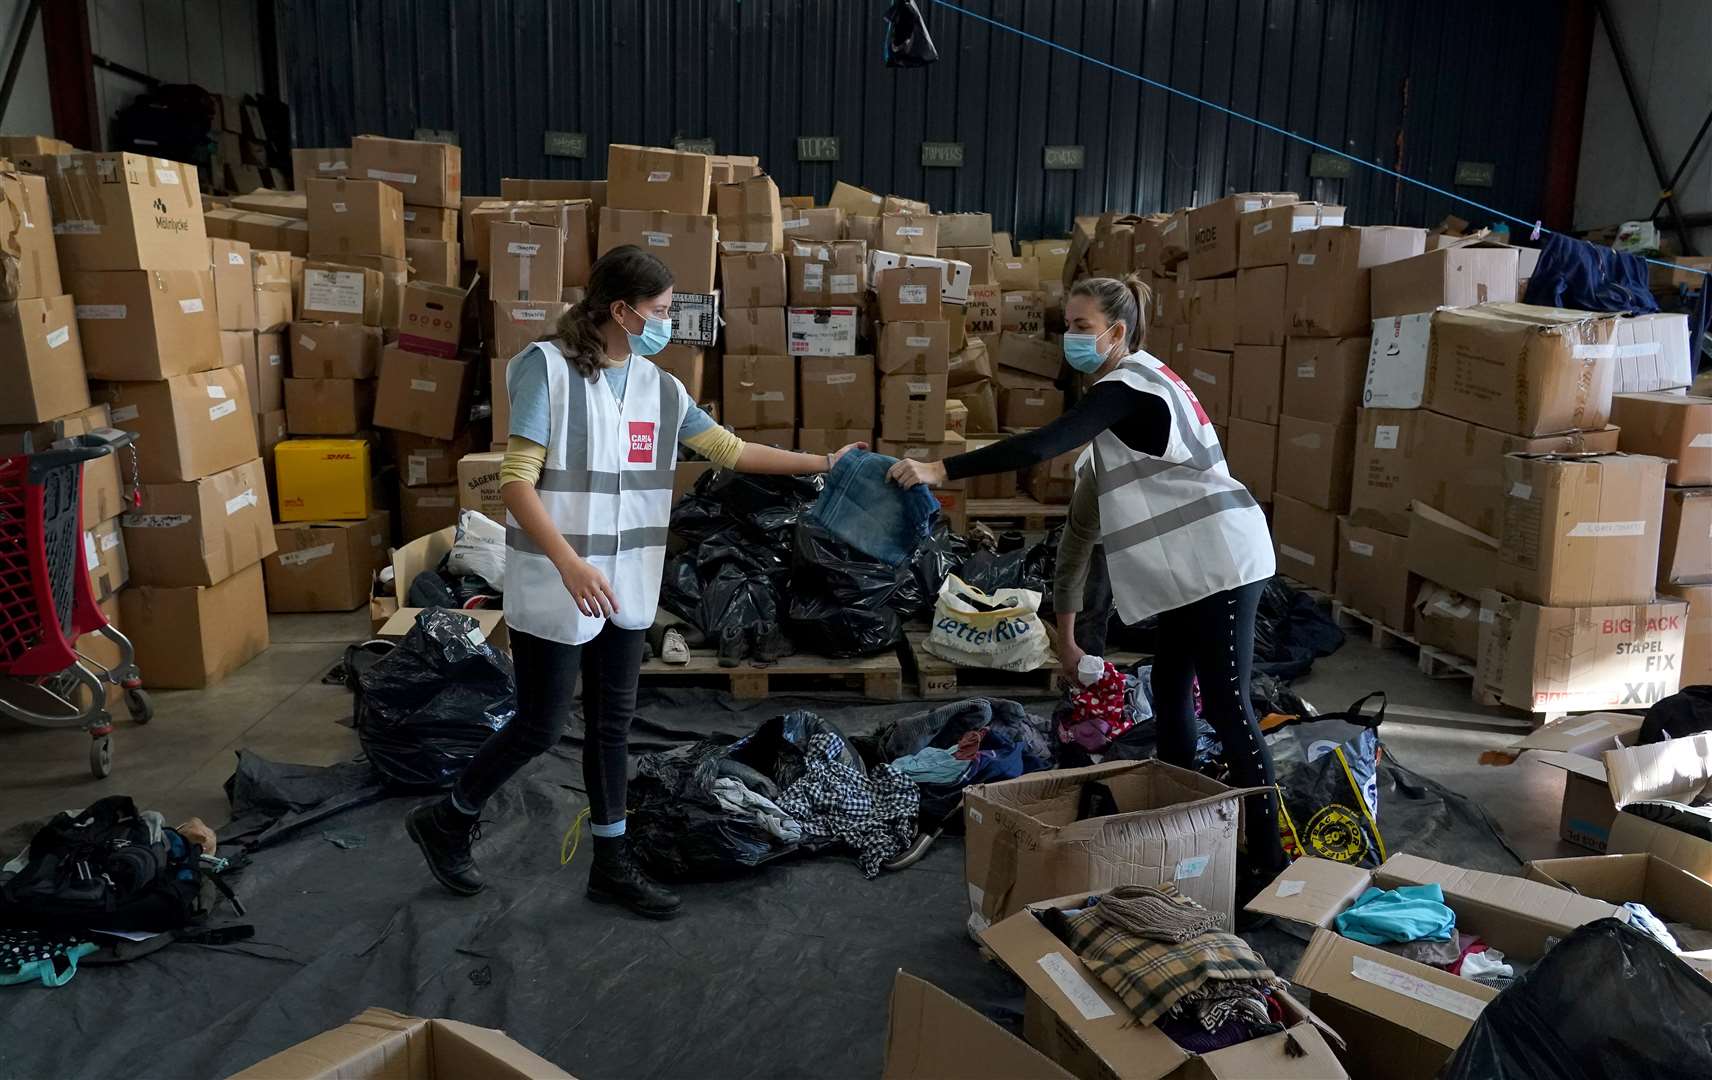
624;304;673;357
1063;324;1117;373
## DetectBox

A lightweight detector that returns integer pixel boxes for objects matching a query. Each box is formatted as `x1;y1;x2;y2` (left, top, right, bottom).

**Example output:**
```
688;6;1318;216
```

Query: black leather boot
588;836;681;919
751;624;794;664
716;625;746;668
405;799;485;896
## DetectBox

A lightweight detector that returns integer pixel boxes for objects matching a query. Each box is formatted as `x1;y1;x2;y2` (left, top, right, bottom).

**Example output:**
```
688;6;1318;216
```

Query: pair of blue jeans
807;449;940;566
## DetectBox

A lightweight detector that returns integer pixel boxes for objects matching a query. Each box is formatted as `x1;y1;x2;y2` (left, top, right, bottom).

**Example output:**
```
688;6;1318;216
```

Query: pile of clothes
1333;883;1513;985
864;698;1055;826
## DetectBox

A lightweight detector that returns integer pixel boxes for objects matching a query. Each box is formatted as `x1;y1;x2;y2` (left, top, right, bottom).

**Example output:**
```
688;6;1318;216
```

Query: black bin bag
354;609;515;790
1443;918;1712;1080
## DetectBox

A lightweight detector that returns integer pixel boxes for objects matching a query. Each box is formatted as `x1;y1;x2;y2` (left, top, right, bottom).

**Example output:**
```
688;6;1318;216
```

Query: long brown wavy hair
547;245;675;379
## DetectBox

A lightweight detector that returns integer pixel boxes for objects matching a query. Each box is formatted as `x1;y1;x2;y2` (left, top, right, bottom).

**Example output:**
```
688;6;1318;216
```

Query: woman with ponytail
889;273;1286;885
407;246;863;918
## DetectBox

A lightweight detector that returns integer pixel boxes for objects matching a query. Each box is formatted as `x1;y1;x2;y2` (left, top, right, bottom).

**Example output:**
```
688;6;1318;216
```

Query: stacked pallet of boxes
948;225;1004;484
991;224;1069;505
26;153;273;688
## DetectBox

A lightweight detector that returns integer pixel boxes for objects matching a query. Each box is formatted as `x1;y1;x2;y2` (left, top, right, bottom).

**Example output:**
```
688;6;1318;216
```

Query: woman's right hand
1059;636;1087;679
558;554;619;618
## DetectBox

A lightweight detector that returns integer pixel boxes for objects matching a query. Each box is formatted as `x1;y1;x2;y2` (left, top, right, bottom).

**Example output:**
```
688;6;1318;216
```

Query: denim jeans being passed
807;449;940;566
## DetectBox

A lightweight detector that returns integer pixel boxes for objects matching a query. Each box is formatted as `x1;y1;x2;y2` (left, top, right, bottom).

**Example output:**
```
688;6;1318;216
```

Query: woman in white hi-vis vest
407;247;864;918
890;274;1286;881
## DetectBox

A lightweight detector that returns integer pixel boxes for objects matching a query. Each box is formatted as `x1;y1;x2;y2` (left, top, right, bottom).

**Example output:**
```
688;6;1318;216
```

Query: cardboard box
489;220;563;302
653;343;708;401
1497;453;1667;606
250;331;288;415
731;427;794;449
466;199;592;282
828;181;883;218
1370;245;1519;319
121;562;269;688
298;260;383;325
1527;852;1712;974
1612;312;1694;394
780;207;844;244
877;321;951;375
1186;192;1294;280
878;213;937;257
33;152;206;272
964;760;1262;932
397;280;470;358
1362;312;1432;409
1182;349;1232;425
596;208;717;293
1226;419;1277;503
964;282;1001;339
0;295;88;424
1274;415;1355;511
263;514;390;612
1233;266;1286;346
398;203;456;242
992;256;1039;290
205;209;309;257
1497;712;1644;850
491;300;567;360
725;306;790;355
284;378;374;436
1414;584;1481;660
800;355;875;430
99;367;256;482
722;354;796;429
1428;304;1617;436
606;144;711;215
231;1007;571;1080
457;451;506;522
292;149;351;191
1286;225;1426;336
1660;489;1712;585
227;192;307;221
404;238;459;286
207;238;255;330
1184;277;1236;351
880;373;948;442
1280;336;1370;423
251;250;293;332
1335;519;1418;631
999;376;1063;430
867;250;972;305
290;321;383;379
995;331;1060;380
83;517;127;601
217;331;259;413
500;178;606;207
350;135;461;208
391;426;489;487
1477;591;1689;713
1238;201;1342;269
882;970;1071;1080
720;252;787;309
1662;583;1712;691
400;482;460;540
787;307;858;357
1406;502;1498;601
1230;345;1283;423
955;383;1000;437
947;337;995;388
276;438;372;521
1416;410;1622;538
714;175;782;253
69;269;222;380
797;429;872;456
1273;493;1338;591
0;134;73;159
874;266;943;323
121;457;275;587
1610;392;1712;486
306;178;405;260
374;348;474;440
934;212;993;249
1602;733;1712;883
1027;444;1079;505
789;240;868;307
1346;407;1428;534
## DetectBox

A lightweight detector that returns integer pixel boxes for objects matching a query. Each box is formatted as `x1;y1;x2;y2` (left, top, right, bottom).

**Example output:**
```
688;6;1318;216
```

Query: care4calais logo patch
628;421;656;463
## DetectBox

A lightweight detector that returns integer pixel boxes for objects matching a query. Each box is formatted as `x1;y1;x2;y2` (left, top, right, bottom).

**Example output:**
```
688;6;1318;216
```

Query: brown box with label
249;330;287;414
252;250;293;332
1226;419;1277;503
208;238;255;330
964;283;1001;341
350;135;461;208
306;178;405;260
720;252;787;309
1477;592;1689;714
992;257;1040;290
1663;584;1712;688
880;372;949;443
874;266;943;323
1230;345;1283;423
486;298;562;360
396;280;470;359
877;321;951;376
1275;415;1356;512
1286;225;1426;337
33;152;207;272
996;371;1062;429
828;181;883;218
878;213;938;257
298;260;383;325
1273;494;1339;591
83;517;127;601
722;354;796;429
392;426;489;487
1280;336;1370;423
205;209;309;257
995;331;1060;381
99;367;256;482
456;451;506;522
1497;453;1667;607
725;306;790;355
1187;192;1296;280
1406;502;1499;602
947;337;995;388
652;344;708;402
714;175;782;253
69;269;222;380
789;240;868;307
1181;349;1232;425
954;382;999;436
596;208;717;293
799;355;875;430
404;238;459;286
121;562;269;688
373;348;473;440
1000;290;1045;337
0;295;88;424
606;144;711;215
1370;244;1519;319
1238;201;1342;269
1234;266;1287;346
290;321;382;379
1426;304;1617;436
1415;410;1622;537
0;169;59;301
0;404;123;525
1335;519;1419;632
1660;489;1712;585
284;378;375;436
780;207;844;245
264;514;390;612
399;483;460;541
1413;585;1481;660
1610;392;1712;486
488;221;563;302
1348;407;1430;535
218;332;259;412
400;204;457;242
1186;277;1238;351
122;457;275;587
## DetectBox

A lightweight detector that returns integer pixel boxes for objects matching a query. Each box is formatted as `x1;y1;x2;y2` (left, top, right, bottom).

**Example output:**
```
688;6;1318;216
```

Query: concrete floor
0;613;1580;863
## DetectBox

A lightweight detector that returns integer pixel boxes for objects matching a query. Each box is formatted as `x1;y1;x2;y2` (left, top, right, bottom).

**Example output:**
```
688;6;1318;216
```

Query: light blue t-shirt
506;346;717;446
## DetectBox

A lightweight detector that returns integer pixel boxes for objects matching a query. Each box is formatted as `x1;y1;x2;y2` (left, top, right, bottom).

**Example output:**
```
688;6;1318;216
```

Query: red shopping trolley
0;428;151;778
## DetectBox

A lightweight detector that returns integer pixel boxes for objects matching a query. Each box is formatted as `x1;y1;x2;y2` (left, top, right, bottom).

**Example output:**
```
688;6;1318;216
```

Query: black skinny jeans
453;624;646;825
1150;580;1285;874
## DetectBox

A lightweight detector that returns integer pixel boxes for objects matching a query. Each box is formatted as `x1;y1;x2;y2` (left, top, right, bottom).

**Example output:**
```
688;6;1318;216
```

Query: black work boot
405;799;485;896
716;625;746;668
588;836;681;919
751;624;794;665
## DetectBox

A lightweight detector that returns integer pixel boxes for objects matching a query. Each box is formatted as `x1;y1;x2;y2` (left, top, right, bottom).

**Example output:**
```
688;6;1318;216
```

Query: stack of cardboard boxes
989;225;1070;505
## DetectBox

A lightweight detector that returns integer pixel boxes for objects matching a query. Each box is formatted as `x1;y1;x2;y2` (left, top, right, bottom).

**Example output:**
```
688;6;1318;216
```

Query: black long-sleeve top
942;382;1171;480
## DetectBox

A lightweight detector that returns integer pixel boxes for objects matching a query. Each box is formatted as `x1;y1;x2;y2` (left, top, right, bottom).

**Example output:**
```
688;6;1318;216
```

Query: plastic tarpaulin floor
0;688;1521;1080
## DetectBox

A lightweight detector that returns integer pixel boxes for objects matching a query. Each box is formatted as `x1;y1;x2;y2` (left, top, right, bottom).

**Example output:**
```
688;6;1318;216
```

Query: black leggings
453;624;646;825
1151;580;1285;873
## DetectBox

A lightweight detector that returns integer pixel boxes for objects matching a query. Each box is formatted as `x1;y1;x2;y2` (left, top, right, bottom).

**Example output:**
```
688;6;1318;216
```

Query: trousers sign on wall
921;142;965;168
674;137;716;154
797;136;841;162
543;131;588;159
1043;145;1085;170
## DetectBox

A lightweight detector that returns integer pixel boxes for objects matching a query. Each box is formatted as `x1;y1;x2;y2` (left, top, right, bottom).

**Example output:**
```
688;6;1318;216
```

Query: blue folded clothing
807;449;940;566
1332;883;1457;945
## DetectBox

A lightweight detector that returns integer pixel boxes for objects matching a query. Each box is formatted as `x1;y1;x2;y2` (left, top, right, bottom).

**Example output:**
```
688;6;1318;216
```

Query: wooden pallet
637;648;902;700
1332;604;1477;682
964;496;1070;531
902;632;1146;699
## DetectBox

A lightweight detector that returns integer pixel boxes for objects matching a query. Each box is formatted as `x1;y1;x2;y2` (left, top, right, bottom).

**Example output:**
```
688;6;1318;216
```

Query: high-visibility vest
1085;352;1275;623
502;341;685;644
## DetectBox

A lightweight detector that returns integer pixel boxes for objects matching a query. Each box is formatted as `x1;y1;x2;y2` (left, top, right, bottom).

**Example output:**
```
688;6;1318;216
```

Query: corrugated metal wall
283;0;1566;240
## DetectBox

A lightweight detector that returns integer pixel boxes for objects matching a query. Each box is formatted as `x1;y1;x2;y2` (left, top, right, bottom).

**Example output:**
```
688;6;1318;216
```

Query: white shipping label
1374;424;1399;450
207;385;228;399
1350;957;1487;1021
84;532;98;566
1615;342;1660;358
1279;544;1315;566
410;379;438;393
227;251;246;265
1565;717;1611;737
1571;344;1616;359
1690;433;1712;448
722;241;767;253
332;201;348;213
826;372;857;386
209;400;238;420
465;626;486;647
643;232;671;247
1291;217;1318;232
510;308;548;322
403;210;417;222
121;513;190;529
1036;953;1115;1021
304;269;366;314
178;297;205;314
224;489;258;515
1508;482;1532;499
830;273;857;293
646;170;672;182
506;242;542;256
750;391;785;402
1005;261;1023;270
110;405;139;423
155;168;180;185
100;530;120;551
1567;520;1646;538
1430;599;1473;619
278;543;335;567
1291;433;1323;449
803;265;824;285
55;220;100;235
1162;219;1179;234
1025;397;1045;406
967;807;984;825
1275;880;1306;898
268;353;282;366
1296;365;1317;378
296;334;317;350
781;218;809;229
1174;855;1210;880
1192;368;1217;385
907;382;933;394
417;496;455;508
318;160;348;172
899;285;928;305
896;226;925;237
1005;293;1025;303
45;326;69;349
1479;608;1496;624
407;460;427;485
906;335;931;347
77;304;126;320
1348;540;1375;557
1296;253;1317;265
1251;220;1274;236
366;168;417;184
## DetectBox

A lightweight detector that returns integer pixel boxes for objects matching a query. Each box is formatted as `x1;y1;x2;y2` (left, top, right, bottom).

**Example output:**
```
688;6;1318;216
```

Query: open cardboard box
1245;854;1625;1080
980;893;1347;1079
1490;712;1645;851
230;1006;571;1078
882;971;1072;1080
1601;730;1712;883
1525;852;1712;976
368;524;508;649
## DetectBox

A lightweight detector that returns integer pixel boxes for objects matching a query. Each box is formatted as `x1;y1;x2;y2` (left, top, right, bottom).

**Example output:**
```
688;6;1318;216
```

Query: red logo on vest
1158;365;1211;425
627;421;656;463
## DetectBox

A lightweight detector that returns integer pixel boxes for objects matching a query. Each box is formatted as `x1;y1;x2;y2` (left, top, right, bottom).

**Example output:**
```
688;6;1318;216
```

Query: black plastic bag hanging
883;1;938;67
353;609;515;790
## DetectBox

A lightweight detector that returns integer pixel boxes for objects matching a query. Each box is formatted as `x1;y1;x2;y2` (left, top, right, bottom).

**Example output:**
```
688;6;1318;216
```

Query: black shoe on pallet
405;800;486;896
588;838;681;919
751;624;794;665
716;625;746;668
